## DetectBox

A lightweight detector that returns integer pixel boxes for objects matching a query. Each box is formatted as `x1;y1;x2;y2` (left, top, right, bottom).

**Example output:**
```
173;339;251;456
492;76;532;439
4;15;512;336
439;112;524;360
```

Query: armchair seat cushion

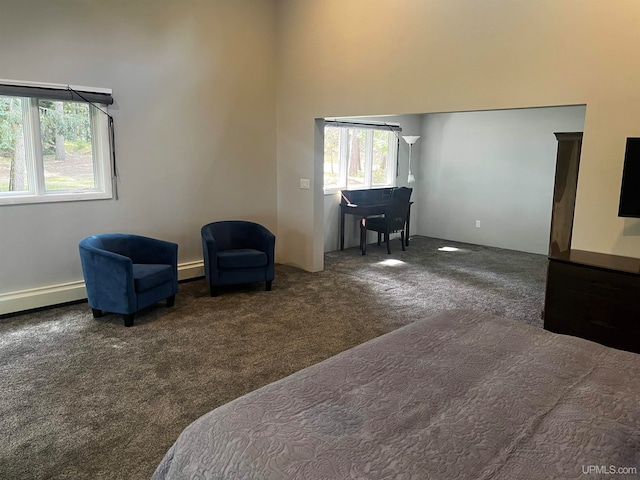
133;263;175;293
217;249;267;269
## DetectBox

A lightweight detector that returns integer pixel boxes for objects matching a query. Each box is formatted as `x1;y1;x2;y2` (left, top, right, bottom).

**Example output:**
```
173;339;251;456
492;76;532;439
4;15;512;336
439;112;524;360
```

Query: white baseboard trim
0;280;87;316
177;261;205;281
0;261;205;316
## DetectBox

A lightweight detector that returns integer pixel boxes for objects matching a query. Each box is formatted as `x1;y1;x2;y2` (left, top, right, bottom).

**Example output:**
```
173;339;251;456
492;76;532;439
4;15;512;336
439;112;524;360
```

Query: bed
153;310;640;479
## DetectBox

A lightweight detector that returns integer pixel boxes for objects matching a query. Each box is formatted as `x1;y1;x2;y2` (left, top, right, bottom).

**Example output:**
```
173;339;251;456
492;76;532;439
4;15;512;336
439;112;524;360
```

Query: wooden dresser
544;249;640;354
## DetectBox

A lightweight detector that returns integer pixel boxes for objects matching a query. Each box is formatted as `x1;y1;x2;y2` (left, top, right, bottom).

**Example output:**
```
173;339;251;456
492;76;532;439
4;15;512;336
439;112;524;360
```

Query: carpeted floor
0;236;547;479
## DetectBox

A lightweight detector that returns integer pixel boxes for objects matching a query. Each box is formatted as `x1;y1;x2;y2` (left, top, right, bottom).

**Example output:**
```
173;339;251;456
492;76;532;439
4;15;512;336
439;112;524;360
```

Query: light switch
300;178;310;189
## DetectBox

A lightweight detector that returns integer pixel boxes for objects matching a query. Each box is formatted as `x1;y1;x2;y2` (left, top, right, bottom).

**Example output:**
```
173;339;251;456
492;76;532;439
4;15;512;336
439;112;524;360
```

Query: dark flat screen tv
618;137;640;217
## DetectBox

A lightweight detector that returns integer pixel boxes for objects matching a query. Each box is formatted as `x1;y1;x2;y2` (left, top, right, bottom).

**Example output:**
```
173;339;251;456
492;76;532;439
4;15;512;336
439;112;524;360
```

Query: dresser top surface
550;249;640;274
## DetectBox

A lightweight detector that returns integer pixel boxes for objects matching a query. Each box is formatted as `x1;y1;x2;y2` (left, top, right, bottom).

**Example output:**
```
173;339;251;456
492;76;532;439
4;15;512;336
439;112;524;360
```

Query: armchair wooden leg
386;231;391;254
401;231;406;251
377;232;381;246
123;314;134;327
266;280;272;291
92;308;103;318
210;286;219;297
166;295;175;307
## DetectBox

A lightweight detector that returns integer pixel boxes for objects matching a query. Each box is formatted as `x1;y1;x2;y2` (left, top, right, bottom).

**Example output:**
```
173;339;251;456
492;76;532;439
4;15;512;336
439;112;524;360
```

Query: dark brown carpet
0;236;547;479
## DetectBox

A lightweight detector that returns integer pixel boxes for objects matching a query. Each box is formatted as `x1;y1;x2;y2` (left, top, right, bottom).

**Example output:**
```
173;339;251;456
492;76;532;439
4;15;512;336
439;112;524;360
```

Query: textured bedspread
153;310;640;479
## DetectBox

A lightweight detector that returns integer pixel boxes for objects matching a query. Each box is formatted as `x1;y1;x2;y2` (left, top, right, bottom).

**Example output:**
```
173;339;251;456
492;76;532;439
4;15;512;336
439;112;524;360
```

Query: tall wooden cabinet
548;133;582;257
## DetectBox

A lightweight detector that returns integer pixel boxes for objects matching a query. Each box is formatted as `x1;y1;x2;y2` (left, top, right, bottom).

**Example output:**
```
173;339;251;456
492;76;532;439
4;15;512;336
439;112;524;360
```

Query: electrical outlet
300;178;310;190
475;220;481;228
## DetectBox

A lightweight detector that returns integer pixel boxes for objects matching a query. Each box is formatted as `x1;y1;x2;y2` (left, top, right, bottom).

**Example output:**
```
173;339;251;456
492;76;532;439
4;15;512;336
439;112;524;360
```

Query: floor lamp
402;135;420;184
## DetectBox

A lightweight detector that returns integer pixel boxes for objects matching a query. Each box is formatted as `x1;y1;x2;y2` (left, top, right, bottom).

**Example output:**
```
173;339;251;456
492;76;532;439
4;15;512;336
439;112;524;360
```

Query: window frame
0;96;112;206
323;124;399;194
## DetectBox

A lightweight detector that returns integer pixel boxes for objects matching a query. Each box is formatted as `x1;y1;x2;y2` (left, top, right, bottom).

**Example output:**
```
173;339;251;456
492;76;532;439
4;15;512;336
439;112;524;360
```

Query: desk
340;202;411;253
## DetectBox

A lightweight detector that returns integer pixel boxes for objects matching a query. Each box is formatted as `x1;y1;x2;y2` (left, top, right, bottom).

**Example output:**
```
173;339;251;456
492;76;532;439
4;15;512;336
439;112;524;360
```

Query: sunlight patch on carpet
377;259;405;267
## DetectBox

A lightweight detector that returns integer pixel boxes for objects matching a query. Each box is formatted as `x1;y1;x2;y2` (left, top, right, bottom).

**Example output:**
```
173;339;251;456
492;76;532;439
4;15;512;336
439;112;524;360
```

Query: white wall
5;0;640;310
0;0;277;305
416;106;586;254
276;0;640;272
323;115;422;253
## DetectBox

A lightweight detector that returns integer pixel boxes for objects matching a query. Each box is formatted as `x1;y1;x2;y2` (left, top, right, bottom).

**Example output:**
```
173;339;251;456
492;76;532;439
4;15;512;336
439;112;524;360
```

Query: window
323;123;399;192
0;89;112;205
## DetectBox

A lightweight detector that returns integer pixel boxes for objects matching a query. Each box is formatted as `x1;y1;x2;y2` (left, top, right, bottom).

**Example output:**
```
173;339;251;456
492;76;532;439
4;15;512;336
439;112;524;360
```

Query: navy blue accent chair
361;187;413;255
201;221;275;297
79;234;178;327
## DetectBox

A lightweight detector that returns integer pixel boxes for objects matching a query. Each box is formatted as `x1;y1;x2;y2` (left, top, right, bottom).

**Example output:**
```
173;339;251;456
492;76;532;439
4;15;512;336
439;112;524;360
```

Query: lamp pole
401;135;420;184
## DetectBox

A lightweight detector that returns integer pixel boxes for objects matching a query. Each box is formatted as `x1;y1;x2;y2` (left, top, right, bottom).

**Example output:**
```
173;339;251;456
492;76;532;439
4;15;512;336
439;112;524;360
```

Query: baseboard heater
0;261;204;316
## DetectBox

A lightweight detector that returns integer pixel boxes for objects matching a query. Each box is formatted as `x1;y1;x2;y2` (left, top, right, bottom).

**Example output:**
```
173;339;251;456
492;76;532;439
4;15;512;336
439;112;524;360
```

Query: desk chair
360;187;413;255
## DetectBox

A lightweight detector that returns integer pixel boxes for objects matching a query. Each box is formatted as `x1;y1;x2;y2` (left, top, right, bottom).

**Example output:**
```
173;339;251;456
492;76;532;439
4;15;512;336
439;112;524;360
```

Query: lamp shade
402;135;420;145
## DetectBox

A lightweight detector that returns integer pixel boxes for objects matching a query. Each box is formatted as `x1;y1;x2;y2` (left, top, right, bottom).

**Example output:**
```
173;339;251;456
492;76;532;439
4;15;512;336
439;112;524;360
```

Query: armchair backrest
79;234;178;267
81;234;134;258
387;187;413;231
203;221;273;251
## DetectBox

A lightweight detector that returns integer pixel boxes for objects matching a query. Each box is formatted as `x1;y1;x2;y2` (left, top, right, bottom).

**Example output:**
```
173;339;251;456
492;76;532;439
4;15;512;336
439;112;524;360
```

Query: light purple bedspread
153;310;640;479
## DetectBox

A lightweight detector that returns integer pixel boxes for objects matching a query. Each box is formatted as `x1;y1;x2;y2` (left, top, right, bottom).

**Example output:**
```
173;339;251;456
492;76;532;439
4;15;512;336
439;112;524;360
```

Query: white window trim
323;126;399;194
0;98;112;206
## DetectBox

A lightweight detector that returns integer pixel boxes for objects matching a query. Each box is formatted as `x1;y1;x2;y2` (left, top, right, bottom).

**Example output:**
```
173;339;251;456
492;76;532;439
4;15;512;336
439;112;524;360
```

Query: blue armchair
201;221;275;296
79;233;178;327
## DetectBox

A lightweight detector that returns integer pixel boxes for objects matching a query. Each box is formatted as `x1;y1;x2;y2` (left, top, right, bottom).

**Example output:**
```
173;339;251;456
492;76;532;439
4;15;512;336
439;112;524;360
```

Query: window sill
0;191;113;206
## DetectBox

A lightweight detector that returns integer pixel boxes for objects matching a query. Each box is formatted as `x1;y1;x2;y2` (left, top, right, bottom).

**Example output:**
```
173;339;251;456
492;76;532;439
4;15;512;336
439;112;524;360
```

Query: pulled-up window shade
0;81;113;105
324;119;402;132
